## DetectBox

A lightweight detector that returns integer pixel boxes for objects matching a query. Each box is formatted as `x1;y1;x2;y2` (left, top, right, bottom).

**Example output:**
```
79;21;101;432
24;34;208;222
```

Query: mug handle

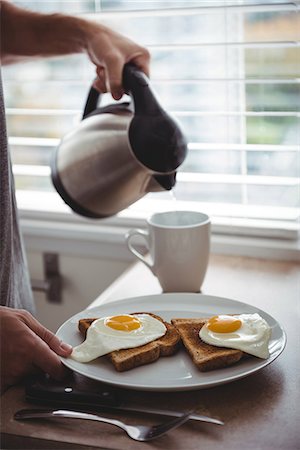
125;229;155;274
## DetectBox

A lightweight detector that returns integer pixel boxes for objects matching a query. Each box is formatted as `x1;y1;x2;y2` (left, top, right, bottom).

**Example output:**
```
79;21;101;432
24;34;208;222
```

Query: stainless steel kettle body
51;64;187;218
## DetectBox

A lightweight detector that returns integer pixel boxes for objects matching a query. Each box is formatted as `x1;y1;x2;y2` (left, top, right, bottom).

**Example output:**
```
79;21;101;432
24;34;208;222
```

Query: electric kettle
51;64;187;218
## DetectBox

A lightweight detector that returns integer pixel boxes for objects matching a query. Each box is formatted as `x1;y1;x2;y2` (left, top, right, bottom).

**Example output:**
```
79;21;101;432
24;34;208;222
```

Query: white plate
56;293;286;392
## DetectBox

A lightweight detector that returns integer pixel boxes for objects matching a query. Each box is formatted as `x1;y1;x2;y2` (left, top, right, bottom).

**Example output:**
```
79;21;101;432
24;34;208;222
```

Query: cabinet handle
31;253;62;303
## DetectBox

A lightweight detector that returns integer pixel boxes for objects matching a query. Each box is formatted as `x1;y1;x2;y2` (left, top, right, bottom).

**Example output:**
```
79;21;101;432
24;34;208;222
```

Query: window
3;0;300;238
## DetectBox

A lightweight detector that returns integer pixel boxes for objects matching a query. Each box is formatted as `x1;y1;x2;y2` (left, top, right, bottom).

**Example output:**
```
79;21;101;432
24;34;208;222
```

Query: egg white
199;313;271;359
71;314;167;363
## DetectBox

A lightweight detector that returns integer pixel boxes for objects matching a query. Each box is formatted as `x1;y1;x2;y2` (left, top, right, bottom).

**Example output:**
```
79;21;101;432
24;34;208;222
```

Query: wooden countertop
1;254;300;449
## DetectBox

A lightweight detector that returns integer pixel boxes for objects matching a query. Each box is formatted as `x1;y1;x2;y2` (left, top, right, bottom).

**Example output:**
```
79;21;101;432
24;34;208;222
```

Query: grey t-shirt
0;69;35;314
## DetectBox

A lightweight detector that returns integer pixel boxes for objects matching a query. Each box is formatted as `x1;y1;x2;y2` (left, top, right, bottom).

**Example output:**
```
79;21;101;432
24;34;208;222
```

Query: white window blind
3;0;300;238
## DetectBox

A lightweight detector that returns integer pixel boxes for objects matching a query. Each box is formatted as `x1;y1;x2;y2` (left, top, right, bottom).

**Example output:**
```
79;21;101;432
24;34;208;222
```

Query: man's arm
0;0;150;99
0;1;94;61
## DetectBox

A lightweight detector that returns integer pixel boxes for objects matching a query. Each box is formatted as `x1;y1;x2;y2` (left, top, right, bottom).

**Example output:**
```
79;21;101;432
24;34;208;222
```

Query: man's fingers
33;338;70;381
106;50;150;99
105;55;124;100
93;76;107;93
21;310;72;356
129;50;151;78
93;66;108;93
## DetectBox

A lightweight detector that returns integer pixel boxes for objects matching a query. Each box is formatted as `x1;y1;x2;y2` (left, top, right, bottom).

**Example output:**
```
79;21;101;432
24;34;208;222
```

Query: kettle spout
146;173;177;193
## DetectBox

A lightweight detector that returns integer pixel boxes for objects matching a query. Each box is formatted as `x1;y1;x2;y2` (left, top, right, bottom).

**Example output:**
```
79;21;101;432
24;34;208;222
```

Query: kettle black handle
82;84;100;119
82;64;161;119
122;64;162;115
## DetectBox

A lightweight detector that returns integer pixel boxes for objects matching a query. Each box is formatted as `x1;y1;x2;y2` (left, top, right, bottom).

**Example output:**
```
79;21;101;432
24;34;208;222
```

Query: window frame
4;0;300;254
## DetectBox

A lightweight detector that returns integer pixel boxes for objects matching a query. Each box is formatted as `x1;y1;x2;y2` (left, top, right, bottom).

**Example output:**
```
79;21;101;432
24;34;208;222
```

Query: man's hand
0;306;72;393
86;24;150;100
1;1;150;101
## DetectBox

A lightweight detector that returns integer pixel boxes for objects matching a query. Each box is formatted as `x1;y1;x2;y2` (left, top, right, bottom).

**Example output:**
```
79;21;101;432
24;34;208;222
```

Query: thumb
39;328;73;357
23;313;72;356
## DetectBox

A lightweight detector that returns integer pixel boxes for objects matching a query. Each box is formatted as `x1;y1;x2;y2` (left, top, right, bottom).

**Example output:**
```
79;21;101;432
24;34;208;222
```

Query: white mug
125;210;210;292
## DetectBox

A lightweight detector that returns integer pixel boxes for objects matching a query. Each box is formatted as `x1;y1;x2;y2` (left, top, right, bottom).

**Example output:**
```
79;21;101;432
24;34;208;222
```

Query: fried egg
199;313;271;359
71;314;167;363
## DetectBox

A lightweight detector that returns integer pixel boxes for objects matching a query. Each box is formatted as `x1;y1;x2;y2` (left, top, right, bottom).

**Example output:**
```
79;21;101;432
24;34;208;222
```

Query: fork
14;408;192;441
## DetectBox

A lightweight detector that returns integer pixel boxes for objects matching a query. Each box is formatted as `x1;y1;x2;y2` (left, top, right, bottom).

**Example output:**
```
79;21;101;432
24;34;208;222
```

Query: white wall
27;251;129;332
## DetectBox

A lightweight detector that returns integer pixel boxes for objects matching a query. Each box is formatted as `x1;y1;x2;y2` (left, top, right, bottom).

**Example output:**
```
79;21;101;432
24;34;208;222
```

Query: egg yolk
105;315;141;332
206;315;242;333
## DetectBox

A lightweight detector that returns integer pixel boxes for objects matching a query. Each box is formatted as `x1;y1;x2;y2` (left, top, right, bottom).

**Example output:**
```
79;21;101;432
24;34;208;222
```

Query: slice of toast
171;318;244;371
78;313;181;372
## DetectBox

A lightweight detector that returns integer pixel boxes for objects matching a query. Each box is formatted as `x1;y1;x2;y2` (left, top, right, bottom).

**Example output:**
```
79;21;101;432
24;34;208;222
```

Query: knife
24;375;223;426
